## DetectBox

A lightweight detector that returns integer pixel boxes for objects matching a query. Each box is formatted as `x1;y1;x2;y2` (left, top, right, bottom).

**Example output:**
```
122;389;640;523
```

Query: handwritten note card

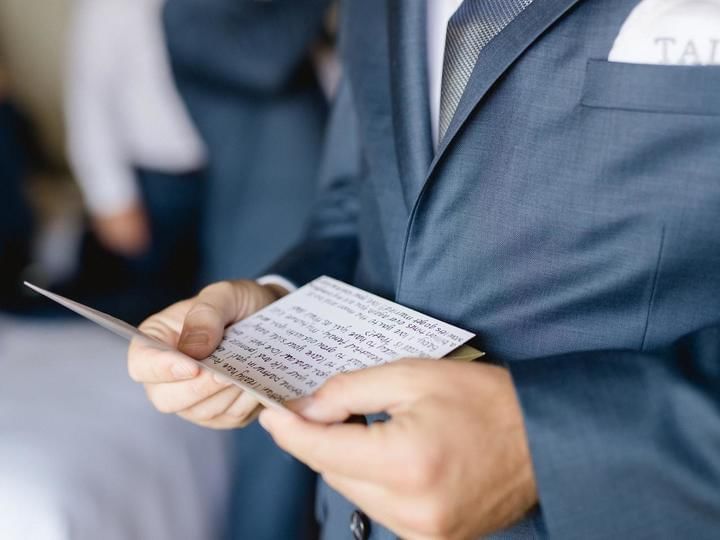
24;277;476;410
200;276;475;403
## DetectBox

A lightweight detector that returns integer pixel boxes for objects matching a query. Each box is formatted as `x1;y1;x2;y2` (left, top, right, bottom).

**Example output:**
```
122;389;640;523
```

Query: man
129;0;720;538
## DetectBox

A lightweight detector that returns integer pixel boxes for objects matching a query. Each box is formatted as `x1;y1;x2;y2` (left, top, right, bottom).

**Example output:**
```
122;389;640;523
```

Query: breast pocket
581;59;720;116
575;58;720;350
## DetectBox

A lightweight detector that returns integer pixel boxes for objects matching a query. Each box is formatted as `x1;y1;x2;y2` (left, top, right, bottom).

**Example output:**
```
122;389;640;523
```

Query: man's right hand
128;280;288;429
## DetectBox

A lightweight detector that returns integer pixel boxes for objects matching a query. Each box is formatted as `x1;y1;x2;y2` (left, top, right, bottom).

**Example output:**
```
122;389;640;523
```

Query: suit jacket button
350;509;370;540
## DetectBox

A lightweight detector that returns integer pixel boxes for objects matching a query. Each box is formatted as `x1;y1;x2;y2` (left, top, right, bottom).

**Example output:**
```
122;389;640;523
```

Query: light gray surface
0;316;232;540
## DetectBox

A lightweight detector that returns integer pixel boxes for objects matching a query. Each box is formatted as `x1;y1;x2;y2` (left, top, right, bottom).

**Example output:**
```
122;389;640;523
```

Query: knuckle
201;280;235;301
227;399;257;421
413;499;454;538
388;360;420;380
188;377;211;399
156;401;177;414
406;444;444;490
137;313;160;333
233;410;260;428
137;318;165;337
187;300;220;320
128;345;167;383
318;373;351;398
146;386;175;414
150;356;172;383
187;403;219;422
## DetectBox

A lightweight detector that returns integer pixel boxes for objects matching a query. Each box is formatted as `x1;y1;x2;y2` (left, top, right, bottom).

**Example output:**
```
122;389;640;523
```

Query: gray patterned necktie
439;0;534;140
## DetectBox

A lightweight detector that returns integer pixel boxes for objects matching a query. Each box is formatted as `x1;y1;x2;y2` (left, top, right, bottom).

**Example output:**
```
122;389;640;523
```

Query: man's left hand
259;359;538;539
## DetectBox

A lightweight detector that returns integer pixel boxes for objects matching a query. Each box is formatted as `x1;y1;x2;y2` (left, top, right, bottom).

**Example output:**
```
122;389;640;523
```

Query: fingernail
180;332;209;347
171;362;198;380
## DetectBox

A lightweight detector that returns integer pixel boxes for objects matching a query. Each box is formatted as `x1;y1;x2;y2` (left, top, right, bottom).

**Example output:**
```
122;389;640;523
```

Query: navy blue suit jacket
269;0;720;538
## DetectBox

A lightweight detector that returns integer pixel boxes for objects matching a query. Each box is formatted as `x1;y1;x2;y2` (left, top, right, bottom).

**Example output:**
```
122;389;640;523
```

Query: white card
201;276;475;403
609;0;720;65
25;277;476;408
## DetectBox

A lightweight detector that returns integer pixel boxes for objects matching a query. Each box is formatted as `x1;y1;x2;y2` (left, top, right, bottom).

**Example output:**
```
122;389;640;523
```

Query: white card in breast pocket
609;0;720;65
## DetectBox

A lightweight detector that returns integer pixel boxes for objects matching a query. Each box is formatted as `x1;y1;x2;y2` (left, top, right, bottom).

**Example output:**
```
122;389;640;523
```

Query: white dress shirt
66;0;207;216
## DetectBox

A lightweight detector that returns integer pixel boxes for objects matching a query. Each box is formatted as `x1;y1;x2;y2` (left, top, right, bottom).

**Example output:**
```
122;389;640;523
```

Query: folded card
26;277;482;410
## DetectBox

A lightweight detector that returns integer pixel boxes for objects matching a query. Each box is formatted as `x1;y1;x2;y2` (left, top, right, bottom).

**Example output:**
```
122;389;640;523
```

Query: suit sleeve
263;77;363;285
508;324;720;539
163;0;330;96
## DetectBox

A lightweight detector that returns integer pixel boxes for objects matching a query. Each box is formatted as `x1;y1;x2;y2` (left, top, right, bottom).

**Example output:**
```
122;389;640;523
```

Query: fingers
128;345;200;384
176;386;262;429
225;391;263;421
259;407;400;482
286;359;433;423
177;384;242;421
128;279;284;428
129;299;201;384
145;369;233;413
130;281;248;384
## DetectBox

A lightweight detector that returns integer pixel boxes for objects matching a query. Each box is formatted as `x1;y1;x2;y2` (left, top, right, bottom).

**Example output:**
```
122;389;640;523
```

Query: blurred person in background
164;0;333;282
162;1;334;538
64;0;207;324
62;0;336;537
0;13;231;540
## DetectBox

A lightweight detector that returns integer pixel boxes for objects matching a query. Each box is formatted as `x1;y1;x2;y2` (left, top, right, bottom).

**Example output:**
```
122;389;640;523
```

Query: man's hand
259;359;537;539
92;202;151;257
128;280;287;429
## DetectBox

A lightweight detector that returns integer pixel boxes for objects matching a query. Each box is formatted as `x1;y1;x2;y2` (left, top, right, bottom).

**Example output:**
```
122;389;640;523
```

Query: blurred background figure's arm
65;0;145;255
65;0;205;257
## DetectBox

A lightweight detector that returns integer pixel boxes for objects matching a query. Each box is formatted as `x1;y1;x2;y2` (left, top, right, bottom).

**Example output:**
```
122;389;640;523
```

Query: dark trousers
0;101;33;308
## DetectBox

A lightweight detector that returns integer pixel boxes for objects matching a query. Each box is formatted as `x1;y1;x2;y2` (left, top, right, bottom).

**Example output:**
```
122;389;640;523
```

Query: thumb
178;281;243;359
286;359;427;423
178;280;283;359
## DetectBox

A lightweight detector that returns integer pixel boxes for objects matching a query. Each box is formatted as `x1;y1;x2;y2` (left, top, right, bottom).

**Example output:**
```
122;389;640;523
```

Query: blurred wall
0;0;71;168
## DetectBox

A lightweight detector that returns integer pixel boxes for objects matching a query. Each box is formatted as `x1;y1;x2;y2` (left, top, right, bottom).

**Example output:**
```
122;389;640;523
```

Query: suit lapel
342;0;413;222
387;0;433;209
415;0;582;205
